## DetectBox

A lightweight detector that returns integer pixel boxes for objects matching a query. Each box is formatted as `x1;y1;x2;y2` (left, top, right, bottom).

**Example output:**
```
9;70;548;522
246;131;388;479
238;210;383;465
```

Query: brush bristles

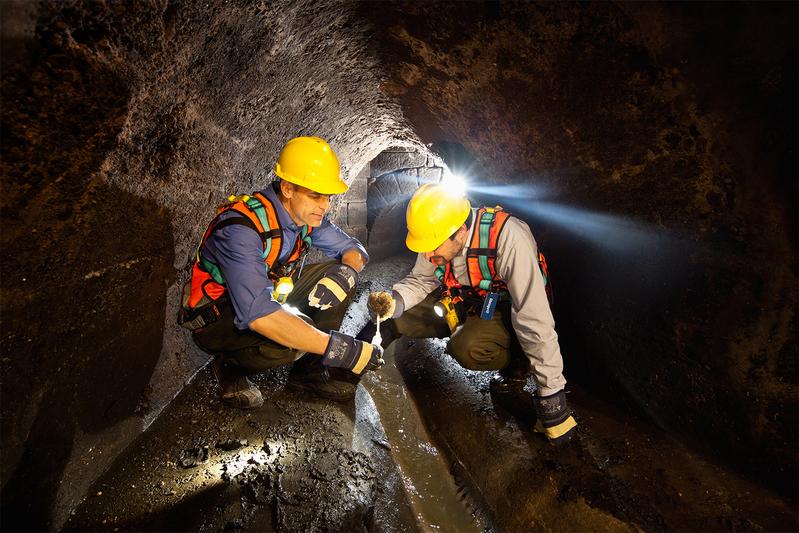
368;292;394;318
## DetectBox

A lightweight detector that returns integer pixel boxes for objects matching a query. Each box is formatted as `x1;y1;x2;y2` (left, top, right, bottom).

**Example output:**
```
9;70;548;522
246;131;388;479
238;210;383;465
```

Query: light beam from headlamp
441;168;468;196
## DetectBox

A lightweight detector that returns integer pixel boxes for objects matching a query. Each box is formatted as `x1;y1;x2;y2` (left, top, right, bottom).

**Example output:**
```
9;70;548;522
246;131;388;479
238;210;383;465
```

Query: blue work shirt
201;181;368;330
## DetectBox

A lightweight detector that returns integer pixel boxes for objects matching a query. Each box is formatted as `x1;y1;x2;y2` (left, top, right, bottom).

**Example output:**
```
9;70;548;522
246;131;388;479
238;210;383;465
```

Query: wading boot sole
220;386;264;409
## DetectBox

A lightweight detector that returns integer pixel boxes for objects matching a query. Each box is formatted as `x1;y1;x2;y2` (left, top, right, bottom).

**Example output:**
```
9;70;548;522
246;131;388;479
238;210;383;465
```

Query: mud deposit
64;365;414;532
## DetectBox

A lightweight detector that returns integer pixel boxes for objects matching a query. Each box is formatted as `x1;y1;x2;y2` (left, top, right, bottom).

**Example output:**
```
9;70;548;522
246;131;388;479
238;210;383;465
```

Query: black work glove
322;330;384;375
367;290;405;323
308;264;358;310
533;390;577;445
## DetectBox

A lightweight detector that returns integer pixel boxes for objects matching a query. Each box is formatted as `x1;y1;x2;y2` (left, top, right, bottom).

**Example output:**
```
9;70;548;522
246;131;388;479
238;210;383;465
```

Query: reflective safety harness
179;191;312;330
435;206;552;315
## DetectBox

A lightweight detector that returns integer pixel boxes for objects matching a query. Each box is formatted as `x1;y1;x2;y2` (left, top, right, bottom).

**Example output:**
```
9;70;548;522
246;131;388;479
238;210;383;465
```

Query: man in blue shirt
181;137;381;408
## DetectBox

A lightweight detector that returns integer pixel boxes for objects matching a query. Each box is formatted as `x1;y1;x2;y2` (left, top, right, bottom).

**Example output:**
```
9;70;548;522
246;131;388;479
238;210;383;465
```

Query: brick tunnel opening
1;1;796;531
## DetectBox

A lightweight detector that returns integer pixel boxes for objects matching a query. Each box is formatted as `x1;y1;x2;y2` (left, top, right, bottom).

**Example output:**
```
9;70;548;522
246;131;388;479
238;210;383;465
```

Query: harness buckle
178;299;225;331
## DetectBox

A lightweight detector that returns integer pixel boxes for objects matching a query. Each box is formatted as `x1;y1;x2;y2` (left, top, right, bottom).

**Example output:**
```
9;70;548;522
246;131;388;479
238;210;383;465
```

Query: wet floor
64;364;419;532
66;255;484;532
362;342;486;532
65;255;797;532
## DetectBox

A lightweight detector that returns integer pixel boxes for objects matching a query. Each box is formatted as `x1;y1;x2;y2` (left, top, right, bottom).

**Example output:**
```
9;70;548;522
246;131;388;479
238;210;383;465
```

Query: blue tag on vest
481;292;499;320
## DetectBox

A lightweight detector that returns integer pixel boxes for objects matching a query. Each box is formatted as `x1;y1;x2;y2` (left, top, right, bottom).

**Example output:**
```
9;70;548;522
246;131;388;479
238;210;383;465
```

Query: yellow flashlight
433;296;460;333
272;276;294;304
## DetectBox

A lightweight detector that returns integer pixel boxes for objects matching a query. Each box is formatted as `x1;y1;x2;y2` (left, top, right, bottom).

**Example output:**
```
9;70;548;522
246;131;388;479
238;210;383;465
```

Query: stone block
347;224;368;245
326;203;347;228
354;161;370;179
371;151;427;177
347;201;367;226
367;202;410;260
417;166;443;184
369;171;417;205
347;175;367;201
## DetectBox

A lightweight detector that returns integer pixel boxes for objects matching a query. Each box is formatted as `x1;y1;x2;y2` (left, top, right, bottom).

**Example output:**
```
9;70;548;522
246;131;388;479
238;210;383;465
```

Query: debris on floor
178;446;210;468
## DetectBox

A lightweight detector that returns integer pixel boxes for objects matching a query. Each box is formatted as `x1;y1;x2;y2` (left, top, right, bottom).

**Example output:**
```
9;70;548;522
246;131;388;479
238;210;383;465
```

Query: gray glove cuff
322;331;359;370
533;389;572;426
326;264;358;291
390;290;405;319
323;330;382;374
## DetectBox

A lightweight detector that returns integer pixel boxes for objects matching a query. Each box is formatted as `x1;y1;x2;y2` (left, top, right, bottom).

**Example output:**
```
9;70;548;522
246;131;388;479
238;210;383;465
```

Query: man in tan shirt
359;183;576;444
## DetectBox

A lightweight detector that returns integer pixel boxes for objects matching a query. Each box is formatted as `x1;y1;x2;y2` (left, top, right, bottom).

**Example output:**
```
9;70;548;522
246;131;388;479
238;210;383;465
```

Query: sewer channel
350;255;487;532
360;348;487;532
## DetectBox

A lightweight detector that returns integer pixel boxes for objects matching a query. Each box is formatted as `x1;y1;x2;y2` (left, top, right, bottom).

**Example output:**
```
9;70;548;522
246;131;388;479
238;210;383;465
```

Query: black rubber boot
211;358;264;409
287;354;361;402
489;353;531;395
489;353;533;416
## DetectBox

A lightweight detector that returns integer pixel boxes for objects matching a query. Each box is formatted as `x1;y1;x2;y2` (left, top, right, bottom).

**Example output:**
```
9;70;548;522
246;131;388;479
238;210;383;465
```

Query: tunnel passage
366;147;445;260
1;0;797;529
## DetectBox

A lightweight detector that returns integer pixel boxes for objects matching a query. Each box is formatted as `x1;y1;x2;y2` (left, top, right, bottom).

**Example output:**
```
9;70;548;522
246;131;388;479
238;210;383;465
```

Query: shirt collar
263;181;301;231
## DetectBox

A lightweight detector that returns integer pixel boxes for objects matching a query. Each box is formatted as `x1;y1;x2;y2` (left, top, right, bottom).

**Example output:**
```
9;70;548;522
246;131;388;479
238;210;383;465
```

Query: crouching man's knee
446;335;510;371
226;311;314;372
307;263;358;310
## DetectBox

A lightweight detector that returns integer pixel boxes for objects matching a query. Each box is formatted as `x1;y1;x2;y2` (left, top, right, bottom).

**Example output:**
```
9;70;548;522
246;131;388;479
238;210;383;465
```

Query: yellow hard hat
405;183;471;252
274;136;348;194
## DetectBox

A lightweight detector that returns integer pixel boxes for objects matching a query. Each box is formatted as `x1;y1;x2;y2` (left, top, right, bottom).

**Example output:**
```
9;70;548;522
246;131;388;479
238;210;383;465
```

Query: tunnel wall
362;1;797;494
0;1;418;528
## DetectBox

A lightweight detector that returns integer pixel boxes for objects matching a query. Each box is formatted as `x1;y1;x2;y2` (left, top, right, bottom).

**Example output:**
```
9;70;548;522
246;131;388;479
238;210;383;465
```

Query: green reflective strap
245;197;269;229
477;211;494;283
478;255;491;282
301;225;312;247
200;256;226;284
263;237;272;261
243;196;274;261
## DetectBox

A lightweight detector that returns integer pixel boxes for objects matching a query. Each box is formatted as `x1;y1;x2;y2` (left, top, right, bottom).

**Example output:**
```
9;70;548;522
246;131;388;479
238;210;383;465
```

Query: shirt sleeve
392;253;441;309
310;217;369;263
202;217;282;330
495;217;567;395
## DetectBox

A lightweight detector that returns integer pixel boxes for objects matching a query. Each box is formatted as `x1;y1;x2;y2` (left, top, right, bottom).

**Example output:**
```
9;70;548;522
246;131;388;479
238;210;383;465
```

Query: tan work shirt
392;209;567;395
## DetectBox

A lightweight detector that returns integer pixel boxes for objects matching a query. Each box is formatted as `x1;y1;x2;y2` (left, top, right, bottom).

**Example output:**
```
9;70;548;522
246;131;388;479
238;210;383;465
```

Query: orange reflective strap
538;251;549;279
487;210;509;248
465;207;509;295
188;263;226;308
466;256;483;289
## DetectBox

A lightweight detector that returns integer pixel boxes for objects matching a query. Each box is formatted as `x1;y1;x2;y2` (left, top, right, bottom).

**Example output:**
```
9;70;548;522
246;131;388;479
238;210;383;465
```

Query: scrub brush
368;291;395;346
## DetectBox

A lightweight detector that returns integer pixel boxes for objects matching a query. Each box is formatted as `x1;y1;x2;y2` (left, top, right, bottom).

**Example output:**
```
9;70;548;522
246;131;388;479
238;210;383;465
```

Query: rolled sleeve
203;219;282;329
496;217;567;395
311;218;369;263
